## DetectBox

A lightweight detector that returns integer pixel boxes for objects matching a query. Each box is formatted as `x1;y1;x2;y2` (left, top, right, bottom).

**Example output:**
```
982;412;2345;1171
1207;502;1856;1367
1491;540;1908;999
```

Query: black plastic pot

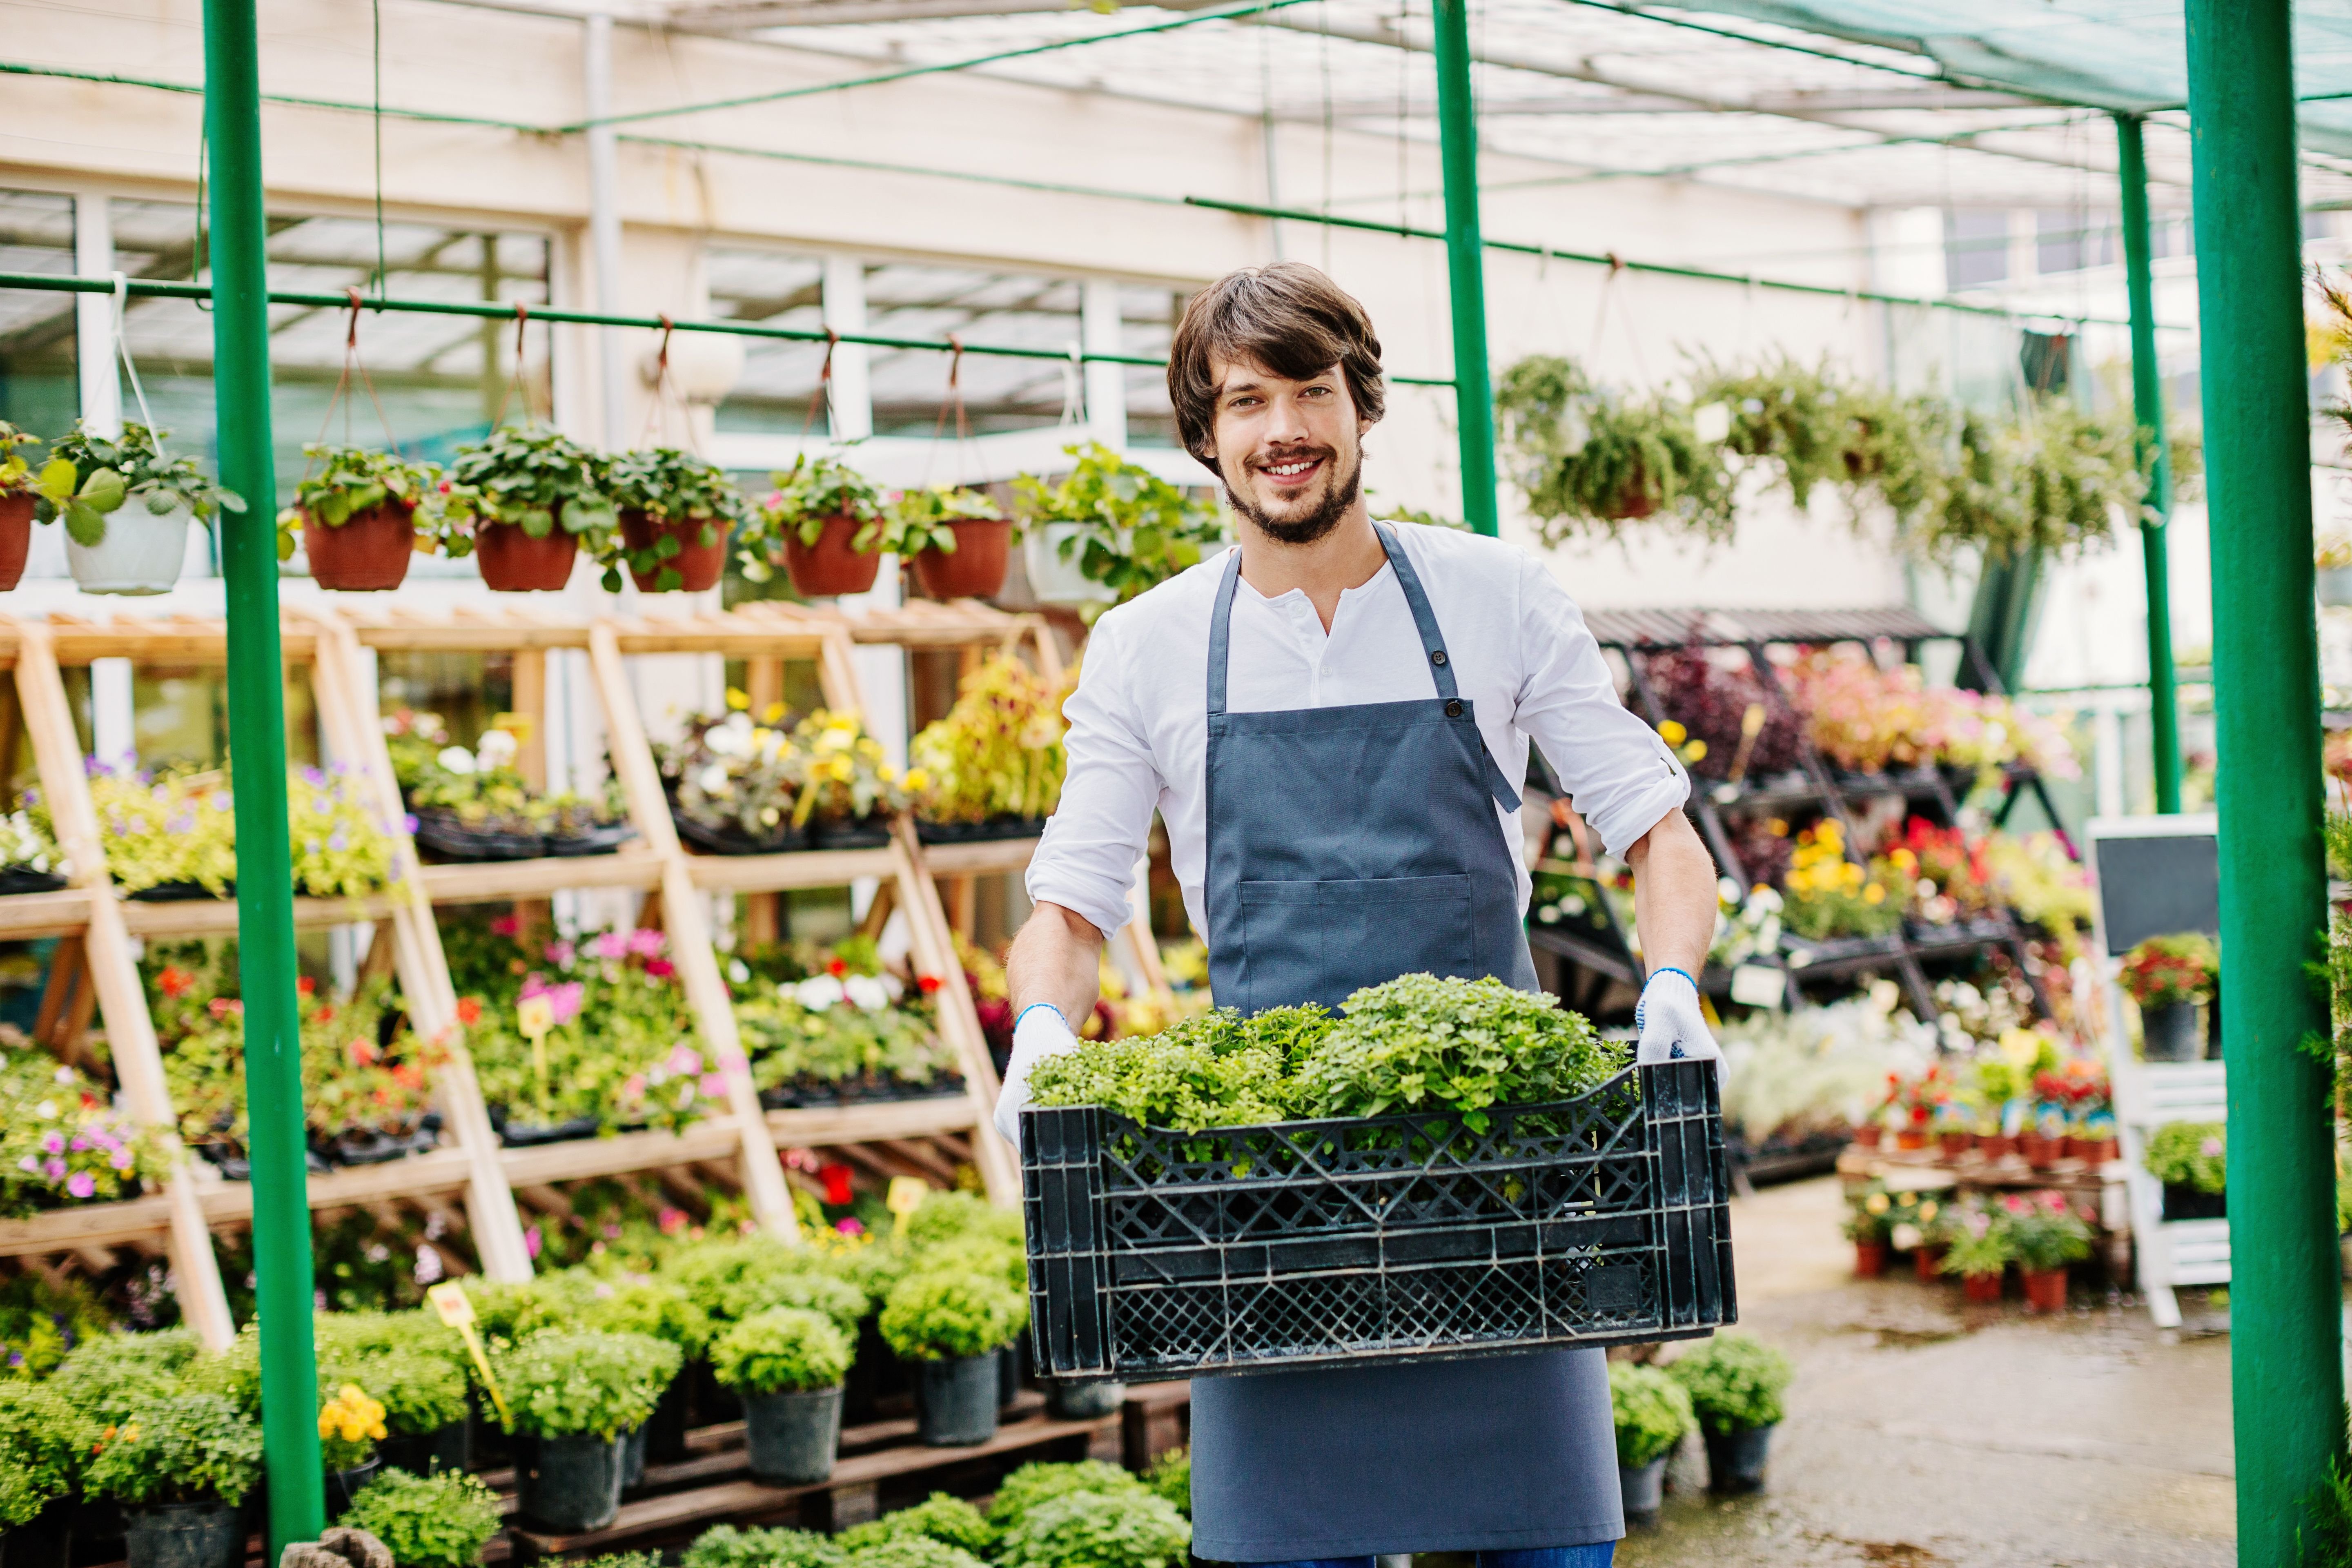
913;815;1048;845
122;1501;241;1568
410;807;544;862
127;880;230;902
814;816;893;850
915;1354;1001;1446
545;822;635;857
1618;1457;1667;1524
844;1316;911;1425
1044;1380;1124;1419
70;1495;123;1556
621;1424;648;1493
2163;1182;2227;1221
743;1385;843;1483
491;1109;603;1147
999;1344;1022;1408
695;1358;744;1424
376;1418;470;1477
646;1369;692;1464
323;1457;381;1521
514;1433;626;1532
7;1497;72;1568
2142;1001;2203;1062
1702;1423;1774;1495
0;867;67;896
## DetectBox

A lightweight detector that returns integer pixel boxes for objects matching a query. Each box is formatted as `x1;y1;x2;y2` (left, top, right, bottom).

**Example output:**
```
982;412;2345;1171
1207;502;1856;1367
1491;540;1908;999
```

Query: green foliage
342;1343;469;1437
2146;1120;2227;1194
738;987;956;1100
1937;1196;2018;1279
711;1307;852;1394
494;1330;681;1441
0;1381;96;1504
536;1272;714;1358
574;1555;664;1568
664;1237;869;1330
984;1461;1151;1528
441;423;617;545
1609;1361;1696;1468
49;1328;200;1423
1013;443;1225;606
837;1494;997;1556
902;1189;1026;1253
740;454;886;572
1027;1005;1324;1130
0;1454;49;1529
0;1270;117;1378
881;485;1006;558
880;1272;1024;1361
2003;1190;2095;1272
340;1468;503;1568
1920;399;2144;564
82;1391;264;1506
908;657;1069;826
683;1525;848;1568
993;1488;1192;1568
58;762;398;901
842;1541;988;1568
279;445;441;562
0;421;37;495
1666;1334;1792;1435
1496;357;1733;549
1143;1448;1189;1517
34;423;244;546
606;448;751;590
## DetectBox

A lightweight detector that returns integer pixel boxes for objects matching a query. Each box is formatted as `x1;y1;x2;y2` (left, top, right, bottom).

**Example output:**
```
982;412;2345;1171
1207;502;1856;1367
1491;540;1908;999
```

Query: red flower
348;1040;376;1067
456;998;482;1027
158;966;195;999
827;958;849;978
314;1004;336;1024
820;1163;855;1206
646;958;675;979
296;976;316;997
916;974;943;994
392;1064;424;1089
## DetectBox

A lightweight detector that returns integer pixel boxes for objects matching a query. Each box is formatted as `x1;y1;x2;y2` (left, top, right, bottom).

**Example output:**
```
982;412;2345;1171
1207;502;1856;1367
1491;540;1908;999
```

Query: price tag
886;1176;930;1232
517;995;555;1108
427;1282;512;1429
1730;964;1787;1008
491;713;535;746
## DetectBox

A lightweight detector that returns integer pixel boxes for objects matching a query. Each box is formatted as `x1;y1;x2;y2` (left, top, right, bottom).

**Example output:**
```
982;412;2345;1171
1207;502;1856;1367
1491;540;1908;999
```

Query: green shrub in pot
683;1525;847;1568
440;425;617;565
1011;443;1223;609
738;454;885;584
338;1468;503;1568
879;1272;1023;1363
1144;1449;1189;1517
82;1391;263;1505
539;1273;714;1359
993;1487;1192;1568
0;1382;87;1535
496;1330;681;1441
1666;1334;1791;1435
49;1330;202;1425
1608;1361;1695;1468
836;1493;996;1556
2145;1120;2226;1194
666;1237;868;1332
711;1308;851;1396
276;445;443;560
33;423;244;546
843;1542;987;1568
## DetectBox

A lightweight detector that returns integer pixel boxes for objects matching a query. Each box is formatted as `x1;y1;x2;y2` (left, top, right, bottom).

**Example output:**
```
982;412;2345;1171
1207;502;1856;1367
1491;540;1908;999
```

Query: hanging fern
1494;355;1734;548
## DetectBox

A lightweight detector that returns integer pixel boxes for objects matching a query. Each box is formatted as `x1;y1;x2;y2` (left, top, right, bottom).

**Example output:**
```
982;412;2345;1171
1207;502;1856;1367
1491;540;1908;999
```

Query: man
995;262;1722;1568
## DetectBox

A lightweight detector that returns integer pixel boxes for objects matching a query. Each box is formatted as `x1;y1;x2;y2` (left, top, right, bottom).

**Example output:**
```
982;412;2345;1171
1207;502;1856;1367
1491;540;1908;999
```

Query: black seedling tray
1021;1059;1734;1382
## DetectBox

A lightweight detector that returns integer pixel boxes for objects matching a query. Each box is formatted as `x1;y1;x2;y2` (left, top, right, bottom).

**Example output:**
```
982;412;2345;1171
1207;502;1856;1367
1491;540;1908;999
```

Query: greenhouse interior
0;0;2339;1564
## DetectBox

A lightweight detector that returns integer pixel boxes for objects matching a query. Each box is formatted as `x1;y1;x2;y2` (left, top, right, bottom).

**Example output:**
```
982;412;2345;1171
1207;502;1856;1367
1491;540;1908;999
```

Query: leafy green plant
837;1494;998;1557
537;1272;713;1359
1495;356;1733;548
385;710;627;844
881;485;1006;559
0;1271;117;1379
711;1307;852;1394
340;1467;503;1568
1144;1448;1189;1517
1013;443;1225;606
1609;1361;1696;1468
1027;1005;1317;1131
1295;975;1624;1129
343;1343;468;1437
1693;354;1851;509
33;423;244;545
683;1525;847;1568
82;1390;264;1505
494;1330;682;1440
0;808;67;879
49;1328;200;1423
1665;1334;1792;1434
277;445;441;561
606;448;751;591
739;454;885;577
902;1189;1026;1253
878;1271;1023;1361
0;421;38;497
2146;1120;2226;1194
56;762;399;900
665;1237;868;1330
0;1381;97;1510
909;657;1070;825
1920;399;2143;564
440;424;617;547
1936;1197;2018;1280
984;1461;1150;1529
993;1488;1191;1568
737;983;956;1100
842;1541;987;1568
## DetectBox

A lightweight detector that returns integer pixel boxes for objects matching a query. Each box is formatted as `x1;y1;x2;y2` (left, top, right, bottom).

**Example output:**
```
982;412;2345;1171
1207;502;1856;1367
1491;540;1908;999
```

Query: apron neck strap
1206;524;1462;717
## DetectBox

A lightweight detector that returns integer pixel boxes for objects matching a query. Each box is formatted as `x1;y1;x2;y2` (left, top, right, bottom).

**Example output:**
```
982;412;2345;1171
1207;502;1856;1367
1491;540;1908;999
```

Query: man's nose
1265;394;1311;444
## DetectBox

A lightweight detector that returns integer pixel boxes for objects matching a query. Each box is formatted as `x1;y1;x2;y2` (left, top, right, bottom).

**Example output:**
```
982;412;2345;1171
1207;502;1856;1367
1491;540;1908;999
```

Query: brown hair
1166;263;1385;466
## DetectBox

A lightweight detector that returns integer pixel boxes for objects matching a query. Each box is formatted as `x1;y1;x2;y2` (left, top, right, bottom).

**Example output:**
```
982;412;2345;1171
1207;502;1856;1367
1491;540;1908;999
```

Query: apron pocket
1236;874;1475;1010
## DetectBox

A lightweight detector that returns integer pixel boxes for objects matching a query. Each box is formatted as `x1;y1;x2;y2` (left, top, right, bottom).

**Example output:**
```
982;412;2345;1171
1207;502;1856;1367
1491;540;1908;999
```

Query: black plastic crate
1021;1059;1735;1381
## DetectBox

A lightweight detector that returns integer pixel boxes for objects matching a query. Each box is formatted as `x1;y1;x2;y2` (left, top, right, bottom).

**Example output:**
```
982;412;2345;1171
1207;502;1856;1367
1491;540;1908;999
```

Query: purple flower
111;1148;135;1171
42;1159;65;1181
403;813;419;833
39;1132;63;1155
302;766;327;787
327;830;350;853
65;1172;95;1199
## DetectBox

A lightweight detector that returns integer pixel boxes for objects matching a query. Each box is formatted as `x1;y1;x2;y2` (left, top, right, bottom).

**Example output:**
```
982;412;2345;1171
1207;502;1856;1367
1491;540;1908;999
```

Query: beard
1225;442;1364;546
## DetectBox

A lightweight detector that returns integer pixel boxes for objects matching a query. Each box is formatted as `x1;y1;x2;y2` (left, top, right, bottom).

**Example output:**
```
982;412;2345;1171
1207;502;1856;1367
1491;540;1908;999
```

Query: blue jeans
1252;1550;1615;1568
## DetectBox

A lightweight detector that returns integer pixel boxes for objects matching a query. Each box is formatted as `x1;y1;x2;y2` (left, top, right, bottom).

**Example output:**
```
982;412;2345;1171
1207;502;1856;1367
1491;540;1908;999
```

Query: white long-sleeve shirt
1024;523;1690;942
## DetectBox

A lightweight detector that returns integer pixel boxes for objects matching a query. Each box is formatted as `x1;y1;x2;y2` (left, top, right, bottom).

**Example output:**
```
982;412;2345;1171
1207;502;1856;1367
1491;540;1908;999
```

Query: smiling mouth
1255;452;1326;486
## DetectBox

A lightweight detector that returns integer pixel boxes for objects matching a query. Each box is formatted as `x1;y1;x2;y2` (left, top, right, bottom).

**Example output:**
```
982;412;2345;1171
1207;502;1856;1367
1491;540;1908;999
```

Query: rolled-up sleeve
1026;611;1161;940
1512;556;1690;857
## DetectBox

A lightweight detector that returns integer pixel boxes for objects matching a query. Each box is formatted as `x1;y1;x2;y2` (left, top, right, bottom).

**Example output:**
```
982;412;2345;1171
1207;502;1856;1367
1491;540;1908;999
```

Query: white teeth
1267;460;1314;476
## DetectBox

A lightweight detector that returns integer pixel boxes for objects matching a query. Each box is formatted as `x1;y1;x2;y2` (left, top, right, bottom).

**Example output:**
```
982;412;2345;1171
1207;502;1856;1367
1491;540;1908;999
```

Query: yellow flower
1862;883;1886;905
762;702;787;723
1682;739;1708;763
1657;720;1687;745
903;768;931;793
1919;1200;1939;1223
318;1413;338;1439
1864;1193;1889;1214
726;687;750;710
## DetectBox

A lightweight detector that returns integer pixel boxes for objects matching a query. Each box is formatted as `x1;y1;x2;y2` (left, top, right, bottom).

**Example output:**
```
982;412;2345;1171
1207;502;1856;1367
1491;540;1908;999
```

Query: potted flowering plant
0;1382;96;1568
385;710;633;860
735;949;958;1108
1778;820;1901;955
0;808;69;895
659;700;810;854
337;1467;502;1568
0;421;41;590
909;657;1069;842
58;763;399;903
1644;641;1805;791
2145;1119;2225;1221
495;1330;680;1532
883;485;1011;601
606;448;749;593
316;1383;388;1519
440;424;617;592
278;446;441;592
1968;1056;2027;1160
1841;1183;1893;1276
1607;1361;1694;1526
2120;932;2217;1062
81;1391;263;1568
741;454;884;597
1012;443;1225;609
711;1307;852;1484
1937;1196;2016;1302
878;1270;1025;1446
1666;1334;1791;1495
33;424;244;596
786;710;912;846
1884;1067;1945;1152
0;1032;166;1216
2002;1190;2093;1312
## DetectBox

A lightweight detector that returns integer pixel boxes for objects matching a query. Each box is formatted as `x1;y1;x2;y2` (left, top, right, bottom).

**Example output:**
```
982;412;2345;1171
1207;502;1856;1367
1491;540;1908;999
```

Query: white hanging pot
1023;522;1107;607
68;503;191;596
2320;564;2352;608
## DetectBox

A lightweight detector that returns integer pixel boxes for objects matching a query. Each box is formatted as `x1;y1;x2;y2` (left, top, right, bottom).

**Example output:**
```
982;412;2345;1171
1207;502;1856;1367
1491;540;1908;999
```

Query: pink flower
42;1159;65;1180
667;1044;703;1077
658;1207;688;1236
699;1072;725;1098
835;1218;865;1236
111;1148;135;1171
2002;1194;2031;1214
645;958;675;979
629;929;666;958
544;940;576;968
39;1132;64;1155
65;1172;95;1198
623;1073;647;1100
592;931;630;961
525;1226;542;1258
2199;1137;2223;1159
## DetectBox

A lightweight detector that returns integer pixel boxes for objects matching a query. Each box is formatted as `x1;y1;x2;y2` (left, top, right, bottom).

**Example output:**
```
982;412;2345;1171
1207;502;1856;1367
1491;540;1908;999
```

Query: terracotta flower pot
1939;1130;1975;1160
306;502;416;591
1853;1241;1888;1278
2071;1136;2118;1166
475;520;579;592
2020;1267;2067;1313
0;490;33;590
621;510;728;593
1978;1134;2018;1161
1915;1243;1945;1281
1961;1270;2003;1304
1894;1129;1929;1152
909;519;1012;600
2020;1132;2065;1169
1851;1125;1882;1150
782;514;880;597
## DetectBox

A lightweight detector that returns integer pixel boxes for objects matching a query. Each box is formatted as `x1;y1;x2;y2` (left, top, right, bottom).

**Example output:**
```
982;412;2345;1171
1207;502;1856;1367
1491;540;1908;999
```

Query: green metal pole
202;0;321;1553
1430;0;1498;537
2184;4;2342;1564
2115;112;2184;815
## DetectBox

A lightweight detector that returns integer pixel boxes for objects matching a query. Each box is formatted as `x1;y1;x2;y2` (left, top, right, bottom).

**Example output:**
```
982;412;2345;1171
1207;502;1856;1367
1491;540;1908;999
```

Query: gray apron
1189;525;1623;1562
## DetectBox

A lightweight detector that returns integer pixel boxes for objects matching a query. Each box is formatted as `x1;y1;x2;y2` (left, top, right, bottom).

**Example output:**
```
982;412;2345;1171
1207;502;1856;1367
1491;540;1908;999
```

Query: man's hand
996;901;1107;1146
1624;809;1724;1089
1634;968;1721;1074
994;1001;1085;1145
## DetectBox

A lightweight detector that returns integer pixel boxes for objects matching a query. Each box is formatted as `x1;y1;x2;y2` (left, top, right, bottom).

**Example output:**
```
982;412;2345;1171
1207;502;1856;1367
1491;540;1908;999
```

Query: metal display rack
0;599;1088;1341
1526;606;2069;1021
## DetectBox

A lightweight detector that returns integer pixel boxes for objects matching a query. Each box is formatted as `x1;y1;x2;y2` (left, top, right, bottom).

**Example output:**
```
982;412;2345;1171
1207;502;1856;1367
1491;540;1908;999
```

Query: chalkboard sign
2091;820;2220;958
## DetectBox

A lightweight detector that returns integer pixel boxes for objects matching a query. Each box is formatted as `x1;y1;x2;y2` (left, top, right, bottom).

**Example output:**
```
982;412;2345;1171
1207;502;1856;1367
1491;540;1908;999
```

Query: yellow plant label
427;1281;512;1429
886;1176;930;1231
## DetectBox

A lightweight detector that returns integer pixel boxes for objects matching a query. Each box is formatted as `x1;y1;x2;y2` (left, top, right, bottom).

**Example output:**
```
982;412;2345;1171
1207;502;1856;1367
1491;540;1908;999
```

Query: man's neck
1234;504;1386;632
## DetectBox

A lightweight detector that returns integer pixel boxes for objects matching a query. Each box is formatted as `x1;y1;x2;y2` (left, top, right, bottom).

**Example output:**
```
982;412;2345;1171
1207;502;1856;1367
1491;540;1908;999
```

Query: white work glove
1634;968;1725;1092
993;1003;1082;1148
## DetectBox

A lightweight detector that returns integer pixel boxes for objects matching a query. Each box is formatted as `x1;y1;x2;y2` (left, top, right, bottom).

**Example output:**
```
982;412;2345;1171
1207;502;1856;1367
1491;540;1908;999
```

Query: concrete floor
1617;1176;2234;1568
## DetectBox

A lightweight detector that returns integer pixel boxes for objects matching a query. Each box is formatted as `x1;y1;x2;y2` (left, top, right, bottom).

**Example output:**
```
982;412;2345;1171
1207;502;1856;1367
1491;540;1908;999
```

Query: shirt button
1445;699;1463;717
1431;650;1448;667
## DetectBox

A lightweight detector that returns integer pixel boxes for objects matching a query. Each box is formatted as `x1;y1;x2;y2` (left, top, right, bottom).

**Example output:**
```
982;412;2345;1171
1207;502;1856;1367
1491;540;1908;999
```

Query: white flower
698;764;732;795
34;1100;56;1119
704;722;751;759
437;746;477;775
727;959;751;984
795;976;846;1010
844;975;890;1012
477;729;519;768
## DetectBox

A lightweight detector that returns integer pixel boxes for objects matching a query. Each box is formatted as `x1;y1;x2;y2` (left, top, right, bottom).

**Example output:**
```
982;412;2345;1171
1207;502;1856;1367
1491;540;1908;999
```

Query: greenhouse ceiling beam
0;269;1459;384
1183;196;2165;330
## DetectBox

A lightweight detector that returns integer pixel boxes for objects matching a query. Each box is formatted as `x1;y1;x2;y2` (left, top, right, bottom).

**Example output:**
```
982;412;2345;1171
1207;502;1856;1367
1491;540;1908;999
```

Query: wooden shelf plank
419;852;664;904
0;888;94;939
915;837;1040;876
767;1097;978;1147
117;892;404;938
0;1195;176;1256
497;1119;752;1185
682;847;897;894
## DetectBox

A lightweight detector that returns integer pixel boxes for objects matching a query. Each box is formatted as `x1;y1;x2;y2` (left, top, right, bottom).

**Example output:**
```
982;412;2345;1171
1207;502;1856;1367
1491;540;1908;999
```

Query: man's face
1203;356;1369;546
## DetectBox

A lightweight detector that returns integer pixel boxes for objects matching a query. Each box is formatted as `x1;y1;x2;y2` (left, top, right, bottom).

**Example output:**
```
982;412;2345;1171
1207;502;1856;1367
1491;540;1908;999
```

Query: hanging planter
33;424;240;598
1022;522;1101;604
782;514;879;597
886;486;1013;600
608;447;750;593
736;453;882;598
0;421;40;590
442;424;617;595
473;519;579;591
281;447;443;592
1013;444;1223;606
1493;356;1734;550
619;512;729;592
304;503;417;591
